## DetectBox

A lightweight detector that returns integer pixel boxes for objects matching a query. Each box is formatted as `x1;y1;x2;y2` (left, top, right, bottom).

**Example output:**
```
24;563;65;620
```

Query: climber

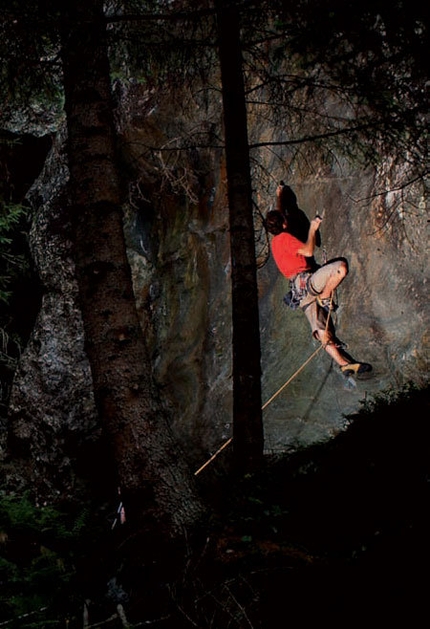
265;184;372;377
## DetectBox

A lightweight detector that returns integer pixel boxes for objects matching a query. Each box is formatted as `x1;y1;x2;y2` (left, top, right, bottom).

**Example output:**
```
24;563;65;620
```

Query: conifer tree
61;0;206;540
2;0;206;543
215;0;264;470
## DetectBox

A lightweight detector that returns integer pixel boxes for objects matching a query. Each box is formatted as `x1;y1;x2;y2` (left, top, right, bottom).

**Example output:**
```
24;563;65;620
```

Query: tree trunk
59;0;204;541
216;0;264;471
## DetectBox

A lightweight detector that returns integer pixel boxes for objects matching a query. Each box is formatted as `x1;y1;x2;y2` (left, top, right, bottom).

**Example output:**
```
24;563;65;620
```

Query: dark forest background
0;1;428;626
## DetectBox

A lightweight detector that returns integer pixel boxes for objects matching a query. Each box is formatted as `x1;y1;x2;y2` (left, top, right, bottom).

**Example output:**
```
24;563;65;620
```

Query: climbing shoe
316;296;338;312
340;362;373;378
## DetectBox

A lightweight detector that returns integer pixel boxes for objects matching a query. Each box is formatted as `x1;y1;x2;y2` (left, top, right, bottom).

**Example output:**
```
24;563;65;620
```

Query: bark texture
60;0;204;538
216;0;264;471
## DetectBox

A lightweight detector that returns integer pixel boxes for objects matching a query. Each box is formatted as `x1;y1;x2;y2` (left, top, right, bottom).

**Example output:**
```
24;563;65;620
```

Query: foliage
0;381;427;627
264;0;428;170
0;491;97;628
0;203;29;304
104;0;429;216
1;0;427;199
107;0;218;90
153;382;430;628
0;202;35;417
0;0;63;128
356;380;421;415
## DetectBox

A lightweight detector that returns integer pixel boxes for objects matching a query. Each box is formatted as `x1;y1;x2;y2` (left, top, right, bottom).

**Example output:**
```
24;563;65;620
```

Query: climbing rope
261;344;323;411
194;437;233;476
194;294;334;476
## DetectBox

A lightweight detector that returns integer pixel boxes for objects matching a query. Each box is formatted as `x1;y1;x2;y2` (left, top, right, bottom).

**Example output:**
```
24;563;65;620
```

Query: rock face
4;83;429;497
5;133;100;496
259;166;428;452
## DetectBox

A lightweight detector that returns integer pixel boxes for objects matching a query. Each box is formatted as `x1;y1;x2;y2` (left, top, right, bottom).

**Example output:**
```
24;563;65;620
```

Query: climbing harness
194;293;334;476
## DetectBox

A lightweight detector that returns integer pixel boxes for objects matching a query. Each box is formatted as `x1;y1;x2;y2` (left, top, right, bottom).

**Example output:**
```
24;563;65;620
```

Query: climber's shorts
299;259;347;342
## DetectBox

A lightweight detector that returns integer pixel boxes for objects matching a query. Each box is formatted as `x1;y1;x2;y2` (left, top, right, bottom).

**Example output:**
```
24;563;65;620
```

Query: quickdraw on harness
283;270;313;310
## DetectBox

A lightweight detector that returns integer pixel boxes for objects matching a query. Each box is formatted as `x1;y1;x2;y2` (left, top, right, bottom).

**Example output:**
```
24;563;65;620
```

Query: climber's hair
265;210;285;236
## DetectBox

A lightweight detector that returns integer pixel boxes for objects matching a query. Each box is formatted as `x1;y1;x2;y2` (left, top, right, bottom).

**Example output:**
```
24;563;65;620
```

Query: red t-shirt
271;232;311;279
